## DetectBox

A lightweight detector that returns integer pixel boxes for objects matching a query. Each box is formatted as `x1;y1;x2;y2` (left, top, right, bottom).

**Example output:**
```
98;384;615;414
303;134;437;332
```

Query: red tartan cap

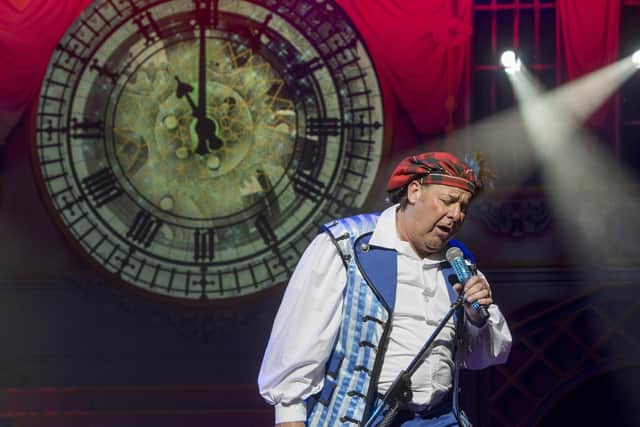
387;152;480;195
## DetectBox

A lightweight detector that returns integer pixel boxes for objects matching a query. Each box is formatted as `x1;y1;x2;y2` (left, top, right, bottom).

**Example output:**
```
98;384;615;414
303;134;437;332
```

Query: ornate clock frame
31;0;389;302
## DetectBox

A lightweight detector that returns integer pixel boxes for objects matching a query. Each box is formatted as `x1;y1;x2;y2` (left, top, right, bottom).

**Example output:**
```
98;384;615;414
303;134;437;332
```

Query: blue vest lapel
354;233;397;313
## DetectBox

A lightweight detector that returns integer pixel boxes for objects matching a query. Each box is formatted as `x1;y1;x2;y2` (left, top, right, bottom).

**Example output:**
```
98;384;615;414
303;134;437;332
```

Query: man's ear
406;180;422;204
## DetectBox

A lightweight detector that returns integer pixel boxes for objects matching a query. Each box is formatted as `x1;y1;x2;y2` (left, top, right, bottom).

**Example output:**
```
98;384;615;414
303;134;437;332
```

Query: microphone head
446;246;464;262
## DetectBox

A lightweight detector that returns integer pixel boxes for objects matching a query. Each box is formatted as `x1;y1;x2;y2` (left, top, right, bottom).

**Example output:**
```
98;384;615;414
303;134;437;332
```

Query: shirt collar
370;205;446;264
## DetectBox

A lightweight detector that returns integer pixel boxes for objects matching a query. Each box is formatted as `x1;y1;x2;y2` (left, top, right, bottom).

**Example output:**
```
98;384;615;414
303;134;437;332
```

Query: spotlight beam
504;51;640;267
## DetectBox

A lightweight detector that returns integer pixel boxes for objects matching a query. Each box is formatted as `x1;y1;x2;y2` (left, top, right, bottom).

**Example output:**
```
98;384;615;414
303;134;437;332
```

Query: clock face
33;0;386;301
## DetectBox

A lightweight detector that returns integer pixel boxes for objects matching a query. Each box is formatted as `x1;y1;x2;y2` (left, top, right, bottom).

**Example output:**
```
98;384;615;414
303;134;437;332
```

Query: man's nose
448;205;463;222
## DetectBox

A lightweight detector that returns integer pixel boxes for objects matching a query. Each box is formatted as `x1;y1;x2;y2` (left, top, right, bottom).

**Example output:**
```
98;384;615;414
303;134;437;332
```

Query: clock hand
196;7;223;154
173;12;223;157
174;76;198;115
197;16;207;121
174;73;223;155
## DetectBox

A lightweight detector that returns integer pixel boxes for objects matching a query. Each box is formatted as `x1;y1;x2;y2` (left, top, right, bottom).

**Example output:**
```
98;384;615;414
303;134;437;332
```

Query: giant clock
32;0;386;301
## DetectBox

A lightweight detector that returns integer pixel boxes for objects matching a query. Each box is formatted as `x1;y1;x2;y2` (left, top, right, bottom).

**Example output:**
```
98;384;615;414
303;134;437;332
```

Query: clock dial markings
321;37;358;63
90;58;121;85
167;268;176;294
57;193;84;215
78;17;100;38
131;10;164;46
291;170;325;203
71;117;105;139
45;173;69;185
115;246;136;276
40;94;65;106
82;168;124;207
126;210;163;248
306;117;341;137
105;0;124;17
52;62;76;76
55;43;88;65
93;6;113;27
194;0;220;29
134;257;147;282
44;78;70;89
288;57;324;80
41;155;64;166
88;233;108;256
69;31;91;50
193;228;215;262
248;13;273;48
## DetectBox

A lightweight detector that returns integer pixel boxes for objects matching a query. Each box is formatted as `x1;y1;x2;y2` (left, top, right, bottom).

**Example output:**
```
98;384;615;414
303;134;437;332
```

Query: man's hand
275;423;305;427
453;275;492;325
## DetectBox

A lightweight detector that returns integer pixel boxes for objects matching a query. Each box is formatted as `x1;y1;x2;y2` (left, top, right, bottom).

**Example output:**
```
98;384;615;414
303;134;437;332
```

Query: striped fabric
307;213;391;427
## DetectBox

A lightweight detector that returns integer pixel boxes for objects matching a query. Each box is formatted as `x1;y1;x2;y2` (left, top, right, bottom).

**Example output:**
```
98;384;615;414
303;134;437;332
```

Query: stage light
500;50;521;73
632;50;640;68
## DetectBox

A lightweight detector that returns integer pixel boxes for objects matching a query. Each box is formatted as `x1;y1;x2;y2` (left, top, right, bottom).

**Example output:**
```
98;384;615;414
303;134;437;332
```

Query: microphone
445;247;490;320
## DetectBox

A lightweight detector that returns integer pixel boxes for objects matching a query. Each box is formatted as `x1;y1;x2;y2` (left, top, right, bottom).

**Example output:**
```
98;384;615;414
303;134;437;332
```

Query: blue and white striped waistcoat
306;213;396;427
306;213;473;427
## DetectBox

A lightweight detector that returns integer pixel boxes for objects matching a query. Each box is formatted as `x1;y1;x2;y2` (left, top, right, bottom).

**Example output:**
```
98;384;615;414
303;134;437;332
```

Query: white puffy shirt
258;205;512;424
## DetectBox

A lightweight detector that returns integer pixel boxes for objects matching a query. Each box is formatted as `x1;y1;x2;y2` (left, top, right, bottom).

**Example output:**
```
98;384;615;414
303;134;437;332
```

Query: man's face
399;182;472;257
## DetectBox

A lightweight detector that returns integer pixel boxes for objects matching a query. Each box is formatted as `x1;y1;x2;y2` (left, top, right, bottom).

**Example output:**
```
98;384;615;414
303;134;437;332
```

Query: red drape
337;0;472;152
0;0;92;144
557;0;620;130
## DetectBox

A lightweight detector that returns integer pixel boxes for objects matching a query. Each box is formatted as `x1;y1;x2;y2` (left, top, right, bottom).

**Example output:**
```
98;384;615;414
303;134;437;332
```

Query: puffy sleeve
258;232;347;423
459;271;512;369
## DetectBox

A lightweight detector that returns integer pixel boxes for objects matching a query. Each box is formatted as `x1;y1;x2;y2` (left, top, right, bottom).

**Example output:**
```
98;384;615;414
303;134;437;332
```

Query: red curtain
0;0;92;144
557;0;620;130
337;0;472;152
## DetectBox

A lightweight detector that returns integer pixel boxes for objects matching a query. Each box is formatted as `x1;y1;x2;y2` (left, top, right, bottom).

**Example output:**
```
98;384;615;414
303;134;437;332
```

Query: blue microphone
445;247;490;320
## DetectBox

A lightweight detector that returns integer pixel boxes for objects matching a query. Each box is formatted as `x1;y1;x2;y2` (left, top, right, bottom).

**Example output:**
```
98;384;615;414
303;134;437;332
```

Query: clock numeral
298;137;321;170
127;210;162;248
71;118;104;139
90;59;119;85
306;117;341;137
194;228;215;262
292;171;325;202
82;168;123;207
255;213;277;246
289;57;324;80
194;0;219;28
132;10;163;45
